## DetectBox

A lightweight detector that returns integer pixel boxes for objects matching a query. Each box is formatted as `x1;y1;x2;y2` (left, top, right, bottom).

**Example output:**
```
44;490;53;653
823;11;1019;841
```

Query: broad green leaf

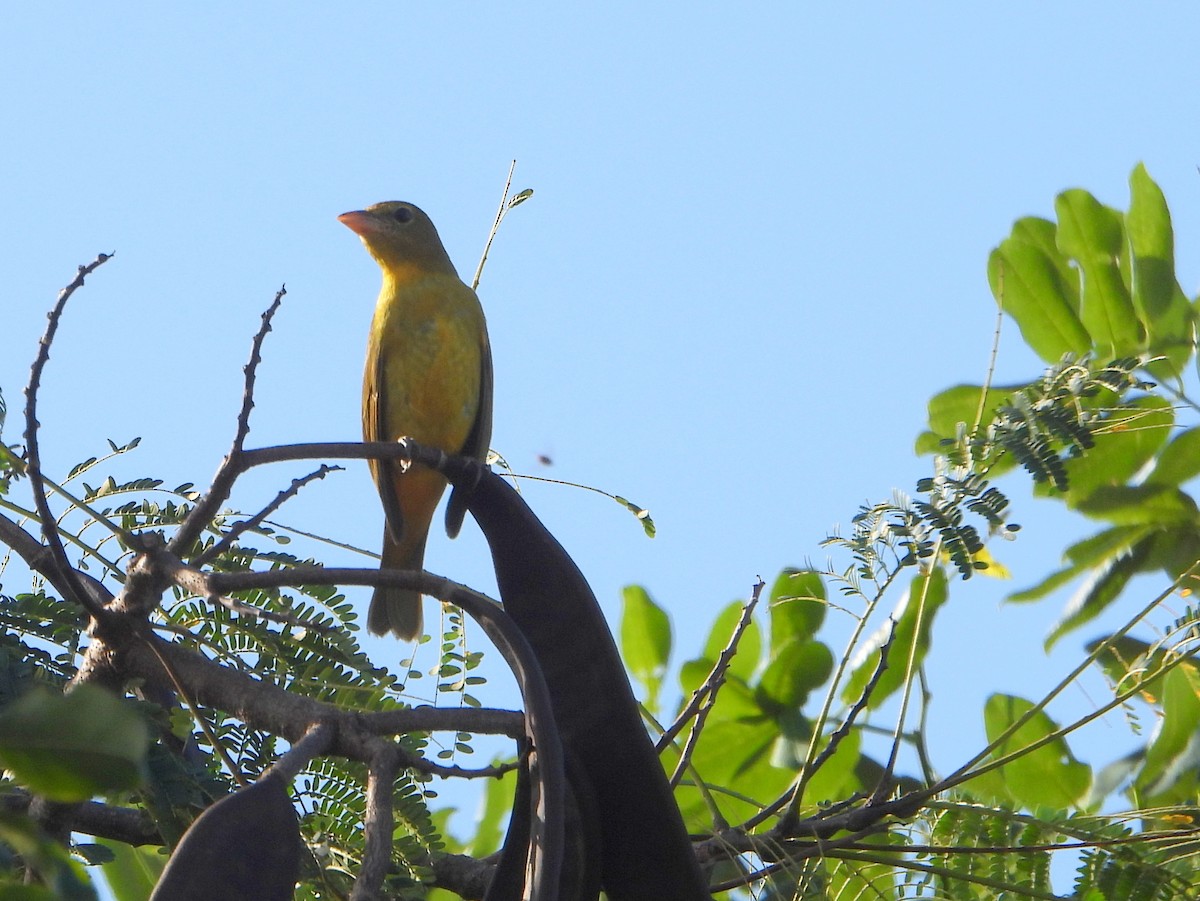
1061;396;1173;507
1055;189;1142;358
842;567;948;707
97;838;165;901
1073;484;1197;525
1127;163;1195;378
672;706;792;828
461;764;515;857
1065;524;1156;567
916;382;1027;457
0;685;148;802
1137;663;1200;801
976;694;1090;809
773;717;863;805
768;569;826;647
755;638;834;712
1008;524;1152;603
620;585;672;710
988;239;1090;363
1146;426;1200;488
700;599;762;684
1044;534;1154;650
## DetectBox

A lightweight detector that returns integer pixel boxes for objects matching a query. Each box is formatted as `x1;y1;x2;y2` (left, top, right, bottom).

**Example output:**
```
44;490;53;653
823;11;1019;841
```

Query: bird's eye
392;207;414;223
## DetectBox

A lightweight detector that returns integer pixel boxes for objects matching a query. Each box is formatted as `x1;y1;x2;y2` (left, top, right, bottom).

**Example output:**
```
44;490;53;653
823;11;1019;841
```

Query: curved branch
22;253;116;620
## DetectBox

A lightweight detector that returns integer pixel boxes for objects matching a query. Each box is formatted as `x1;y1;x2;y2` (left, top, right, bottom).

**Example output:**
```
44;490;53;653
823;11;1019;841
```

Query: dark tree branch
168;285;285;557
194;462;342;567
2;792;159;846
659;577;765;754
355;741;399;901
22;253;117;620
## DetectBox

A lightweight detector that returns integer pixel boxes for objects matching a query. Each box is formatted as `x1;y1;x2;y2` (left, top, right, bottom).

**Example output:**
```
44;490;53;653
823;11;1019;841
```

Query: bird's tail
368;528;428;639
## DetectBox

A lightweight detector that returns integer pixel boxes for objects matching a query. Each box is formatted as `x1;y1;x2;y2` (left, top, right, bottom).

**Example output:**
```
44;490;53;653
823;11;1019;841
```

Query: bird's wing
364;335;406;543
445;328;494;538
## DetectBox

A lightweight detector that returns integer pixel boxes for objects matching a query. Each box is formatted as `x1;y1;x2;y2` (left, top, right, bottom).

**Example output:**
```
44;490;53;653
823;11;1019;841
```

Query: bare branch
664;582;763;795
169;286;286;557
194;463;341;567
658;577;765;754
235;285;286;450
1;792;159;846
354;741;399;901
22;253;116;620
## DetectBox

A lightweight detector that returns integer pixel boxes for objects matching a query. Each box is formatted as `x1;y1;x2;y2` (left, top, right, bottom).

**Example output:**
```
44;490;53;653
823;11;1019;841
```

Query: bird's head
338;201;457;278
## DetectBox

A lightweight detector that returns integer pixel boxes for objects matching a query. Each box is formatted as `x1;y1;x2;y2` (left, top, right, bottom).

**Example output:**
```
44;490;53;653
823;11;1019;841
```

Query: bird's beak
338;210;376;237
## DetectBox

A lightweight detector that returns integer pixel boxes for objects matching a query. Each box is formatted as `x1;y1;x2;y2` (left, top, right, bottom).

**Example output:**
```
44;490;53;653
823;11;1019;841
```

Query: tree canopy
2;165;1200;899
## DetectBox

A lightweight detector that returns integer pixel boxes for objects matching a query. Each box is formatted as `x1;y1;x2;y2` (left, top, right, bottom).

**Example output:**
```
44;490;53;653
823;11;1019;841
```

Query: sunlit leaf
620;585;671;710
974;694;1090;809
988;237;1090;363
1055;189;1142;358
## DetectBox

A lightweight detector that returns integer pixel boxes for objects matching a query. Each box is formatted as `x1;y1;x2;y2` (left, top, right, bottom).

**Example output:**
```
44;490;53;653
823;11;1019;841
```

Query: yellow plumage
339;202;493;639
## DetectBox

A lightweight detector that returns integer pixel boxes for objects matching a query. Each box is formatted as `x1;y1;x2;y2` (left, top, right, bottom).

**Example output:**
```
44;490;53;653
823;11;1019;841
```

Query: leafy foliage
0;444;468;894
3;165;1200;899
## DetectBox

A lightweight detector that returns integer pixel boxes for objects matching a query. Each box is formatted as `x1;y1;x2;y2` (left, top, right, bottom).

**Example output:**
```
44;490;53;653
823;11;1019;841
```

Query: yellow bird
339;202;493;639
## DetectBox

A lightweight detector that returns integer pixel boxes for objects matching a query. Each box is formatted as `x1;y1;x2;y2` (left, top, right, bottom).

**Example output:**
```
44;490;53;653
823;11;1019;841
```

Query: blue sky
4;2;1200;881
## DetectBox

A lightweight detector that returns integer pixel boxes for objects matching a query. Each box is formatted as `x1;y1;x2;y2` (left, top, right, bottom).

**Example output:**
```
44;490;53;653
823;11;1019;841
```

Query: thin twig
23;253;116;618
169;286;286;557
777;619;898;832
472;160;517;291
658;578;764;752
397;752;519;781
194;463;342;566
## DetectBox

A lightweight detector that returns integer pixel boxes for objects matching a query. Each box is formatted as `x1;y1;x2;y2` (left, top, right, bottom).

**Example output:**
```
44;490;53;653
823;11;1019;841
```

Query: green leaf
1146;426;1200;488
1008;524;1152;603
96;838;165;901
620;585;672;710
670;703;794;828
975;694;1090;809
1044;533;1154;650
1054;189;1142;357
1060;396;1174;507
0;685;149;802
1073;484;1197;525
1127;163;1195;378
755;639;834;712
988;237;1090;363
1136;663;1200;801
700;600;761;684
842;567;948;707
768;569;825;646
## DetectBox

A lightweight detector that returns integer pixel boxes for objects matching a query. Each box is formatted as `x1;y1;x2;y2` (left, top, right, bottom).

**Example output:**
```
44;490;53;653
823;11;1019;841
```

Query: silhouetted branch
169;285;285;557
2;791;158;846
194;462;342;566
22;253;116;619
662;578;765;790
